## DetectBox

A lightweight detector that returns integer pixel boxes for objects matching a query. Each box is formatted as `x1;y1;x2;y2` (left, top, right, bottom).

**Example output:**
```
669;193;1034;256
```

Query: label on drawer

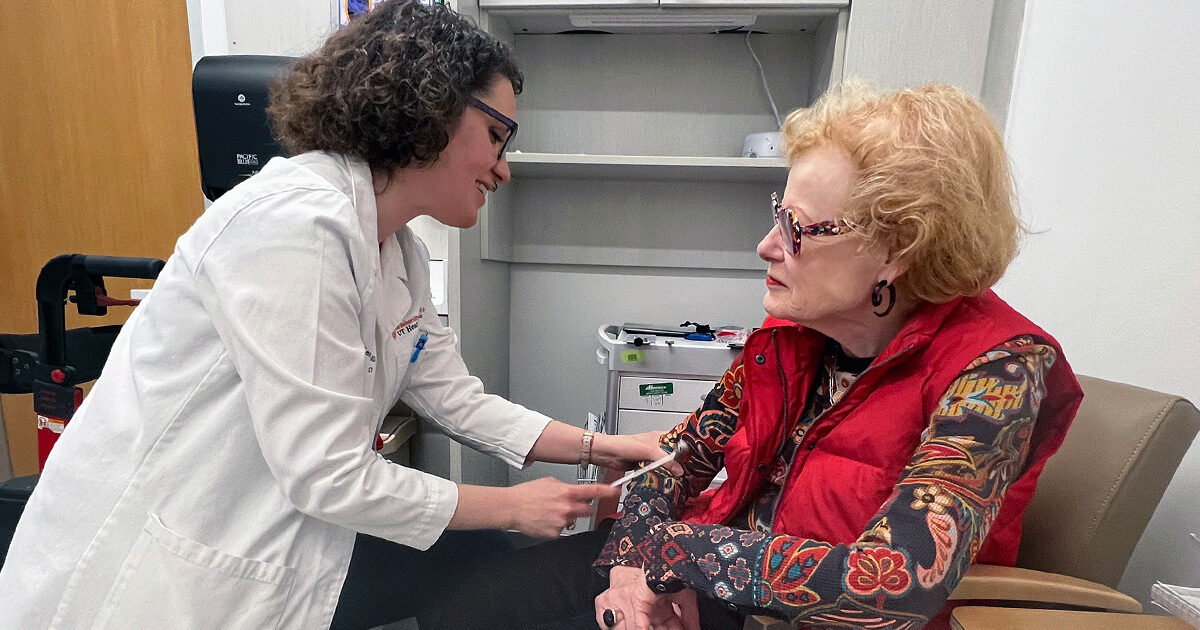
639;383;674;396
619;377;716;412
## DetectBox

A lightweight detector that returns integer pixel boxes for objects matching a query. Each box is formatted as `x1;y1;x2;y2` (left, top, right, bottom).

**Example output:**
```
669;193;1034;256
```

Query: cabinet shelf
480;172;775;271
501;244;766;270
506;152;788;183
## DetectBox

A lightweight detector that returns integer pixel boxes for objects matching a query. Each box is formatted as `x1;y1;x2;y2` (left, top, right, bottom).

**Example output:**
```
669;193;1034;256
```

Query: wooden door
0;1;202;477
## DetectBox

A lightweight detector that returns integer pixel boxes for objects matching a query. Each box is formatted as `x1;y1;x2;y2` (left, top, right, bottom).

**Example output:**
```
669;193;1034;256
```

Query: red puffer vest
678;290;1082;566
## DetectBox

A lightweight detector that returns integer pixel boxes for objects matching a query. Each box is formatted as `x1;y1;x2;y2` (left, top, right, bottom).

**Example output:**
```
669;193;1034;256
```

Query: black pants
330;529;514;630
431;523;745;630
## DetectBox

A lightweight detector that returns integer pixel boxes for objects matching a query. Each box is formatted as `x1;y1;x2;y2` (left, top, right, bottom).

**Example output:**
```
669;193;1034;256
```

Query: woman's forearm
524;419;585;465
524;420;668;470
448;478;618;538
446;484;516;530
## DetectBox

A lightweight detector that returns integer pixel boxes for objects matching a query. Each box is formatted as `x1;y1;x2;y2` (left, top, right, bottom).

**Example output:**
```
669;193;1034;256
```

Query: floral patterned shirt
594;336;1055;627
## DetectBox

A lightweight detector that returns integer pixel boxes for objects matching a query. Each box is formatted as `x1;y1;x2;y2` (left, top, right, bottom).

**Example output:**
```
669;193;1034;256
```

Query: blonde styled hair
783;81;1022;303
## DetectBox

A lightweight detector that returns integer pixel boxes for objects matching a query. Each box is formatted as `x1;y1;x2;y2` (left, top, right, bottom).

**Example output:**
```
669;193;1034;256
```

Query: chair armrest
951;606;1192;630
745;564;1142;630
948;564;1142;613
744;615;790;630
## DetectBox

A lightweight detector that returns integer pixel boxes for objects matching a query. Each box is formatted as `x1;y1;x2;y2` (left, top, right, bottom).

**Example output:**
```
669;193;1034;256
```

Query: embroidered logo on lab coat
391;307;425;339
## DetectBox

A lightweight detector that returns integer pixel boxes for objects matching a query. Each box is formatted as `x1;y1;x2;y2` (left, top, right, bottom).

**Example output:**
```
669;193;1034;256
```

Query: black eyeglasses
771;192;852;256
470;98;518;160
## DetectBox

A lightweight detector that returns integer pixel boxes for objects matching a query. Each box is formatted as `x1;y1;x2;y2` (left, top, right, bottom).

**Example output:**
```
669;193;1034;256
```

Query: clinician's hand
592;432;683;476
595;566;699;630
505;478;619;538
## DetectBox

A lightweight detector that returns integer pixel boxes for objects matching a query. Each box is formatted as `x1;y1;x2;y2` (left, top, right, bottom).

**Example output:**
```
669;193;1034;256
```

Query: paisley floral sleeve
635;338;1055;626
594;356;747;570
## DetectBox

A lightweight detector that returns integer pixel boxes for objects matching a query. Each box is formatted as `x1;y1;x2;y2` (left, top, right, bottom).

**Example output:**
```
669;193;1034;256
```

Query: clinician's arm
397;314;550;469
449;479;617;538
396;258;667;471
398;319;629;535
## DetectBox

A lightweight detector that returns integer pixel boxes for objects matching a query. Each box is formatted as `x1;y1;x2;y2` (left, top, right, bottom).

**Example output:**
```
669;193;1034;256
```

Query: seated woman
433;82;1083;630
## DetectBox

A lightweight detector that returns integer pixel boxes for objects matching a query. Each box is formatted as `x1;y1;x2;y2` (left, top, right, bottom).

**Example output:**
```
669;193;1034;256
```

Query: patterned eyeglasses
771;192;853;256
470;98;518;160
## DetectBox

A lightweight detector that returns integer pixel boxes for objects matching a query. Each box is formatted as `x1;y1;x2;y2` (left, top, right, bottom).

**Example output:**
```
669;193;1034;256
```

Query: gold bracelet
580;430;595;468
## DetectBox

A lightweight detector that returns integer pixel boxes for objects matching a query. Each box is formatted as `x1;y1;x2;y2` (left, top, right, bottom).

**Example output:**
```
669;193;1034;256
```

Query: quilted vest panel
679;291;1083;566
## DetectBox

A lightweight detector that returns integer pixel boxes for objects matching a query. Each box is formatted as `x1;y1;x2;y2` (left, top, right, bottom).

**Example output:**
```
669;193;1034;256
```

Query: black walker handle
77;255;165;280
35;254;165;368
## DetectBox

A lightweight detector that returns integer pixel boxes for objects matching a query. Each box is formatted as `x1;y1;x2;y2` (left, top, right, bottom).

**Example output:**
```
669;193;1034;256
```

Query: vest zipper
764;330;789;524
773;329;788;431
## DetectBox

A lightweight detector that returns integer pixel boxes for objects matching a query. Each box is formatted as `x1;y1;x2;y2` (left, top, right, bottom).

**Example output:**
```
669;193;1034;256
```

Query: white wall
185;0;228;66
185;0;337;65
186;0;460;64
224;0;336;57
999;0;1200;606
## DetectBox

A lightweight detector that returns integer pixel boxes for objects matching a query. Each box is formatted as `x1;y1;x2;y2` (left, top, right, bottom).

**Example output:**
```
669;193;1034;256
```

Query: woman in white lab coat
0;3;662;628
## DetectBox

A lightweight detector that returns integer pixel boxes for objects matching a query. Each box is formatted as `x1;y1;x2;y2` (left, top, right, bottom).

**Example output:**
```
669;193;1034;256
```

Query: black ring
603;608;617;628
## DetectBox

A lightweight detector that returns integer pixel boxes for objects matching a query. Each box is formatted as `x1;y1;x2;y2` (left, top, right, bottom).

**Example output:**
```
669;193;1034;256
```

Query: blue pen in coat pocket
409;332;428;363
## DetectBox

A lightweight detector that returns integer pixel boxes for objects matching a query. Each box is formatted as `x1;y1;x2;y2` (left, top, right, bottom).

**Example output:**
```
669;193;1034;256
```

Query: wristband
579;430;595;474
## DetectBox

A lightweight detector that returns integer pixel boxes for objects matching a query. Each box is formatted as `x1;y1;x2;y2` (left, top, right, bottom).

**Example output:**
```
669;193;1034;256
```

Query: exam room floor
376;531;545;629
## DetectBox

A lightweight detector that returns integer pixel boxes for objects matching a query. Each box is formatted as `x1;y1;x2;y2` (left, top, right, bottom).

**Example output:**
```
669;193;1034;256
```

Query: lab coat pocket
96;513;296;630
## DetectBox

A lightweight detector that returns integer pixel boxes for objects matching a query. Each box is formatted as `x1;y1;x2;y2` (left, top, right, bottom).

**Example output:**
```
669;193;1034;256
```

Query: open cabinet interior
479;7;846;270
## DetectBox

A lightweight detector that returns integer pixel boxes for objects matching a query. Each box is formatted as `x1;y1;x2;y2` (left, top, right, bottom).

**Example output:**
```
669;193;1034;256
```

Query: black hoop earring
872;280;896;317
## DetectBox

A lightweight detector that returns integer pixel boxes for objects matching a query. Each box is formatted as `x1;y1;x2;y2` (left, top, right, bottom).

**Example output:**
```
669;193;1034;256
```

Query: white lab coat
0;152;551;629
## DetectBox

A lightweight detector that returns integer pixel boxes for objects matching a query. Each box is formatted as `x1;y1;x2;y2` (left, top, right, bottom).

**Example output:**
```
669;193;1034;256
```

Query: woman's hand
595;566;699;630
591;432;683;476
504;478;619;539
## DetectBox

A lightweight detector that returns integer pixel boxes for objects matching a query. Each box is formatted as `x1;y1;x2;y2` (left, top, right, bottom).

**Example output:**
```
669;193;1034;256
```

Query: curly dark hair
268;0;523;172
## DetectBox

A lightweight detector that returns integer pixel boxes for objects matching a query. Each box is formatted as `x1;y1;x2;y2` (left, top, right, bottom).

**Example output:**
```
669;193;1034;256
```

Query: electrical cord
746;30;782;128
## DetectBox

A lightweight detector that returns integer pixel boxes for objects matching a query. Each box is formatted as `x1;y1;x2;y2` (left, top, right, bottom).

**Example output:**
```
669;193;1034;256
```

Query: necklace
825;343;873;406
824;354;845;405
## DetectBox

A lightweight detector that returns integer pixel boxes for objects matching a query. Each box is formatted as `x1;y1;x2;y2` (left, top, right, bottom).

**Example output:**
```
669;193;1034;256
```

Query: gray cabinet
474;6;846;274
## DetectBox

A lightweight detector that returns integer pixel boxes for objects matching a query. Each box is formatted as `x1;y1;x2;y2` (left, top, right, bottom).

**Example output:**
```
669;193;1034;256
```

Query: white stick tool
609;442;689;487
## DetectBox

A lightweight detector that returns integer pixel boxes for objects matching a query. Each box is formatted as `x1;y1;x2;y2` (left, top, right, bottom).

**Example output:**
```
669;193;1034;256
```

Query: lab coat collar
287;151;380;252
329;153;411;283
381;232;408;283
341;154;381;250
286;152;423;289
